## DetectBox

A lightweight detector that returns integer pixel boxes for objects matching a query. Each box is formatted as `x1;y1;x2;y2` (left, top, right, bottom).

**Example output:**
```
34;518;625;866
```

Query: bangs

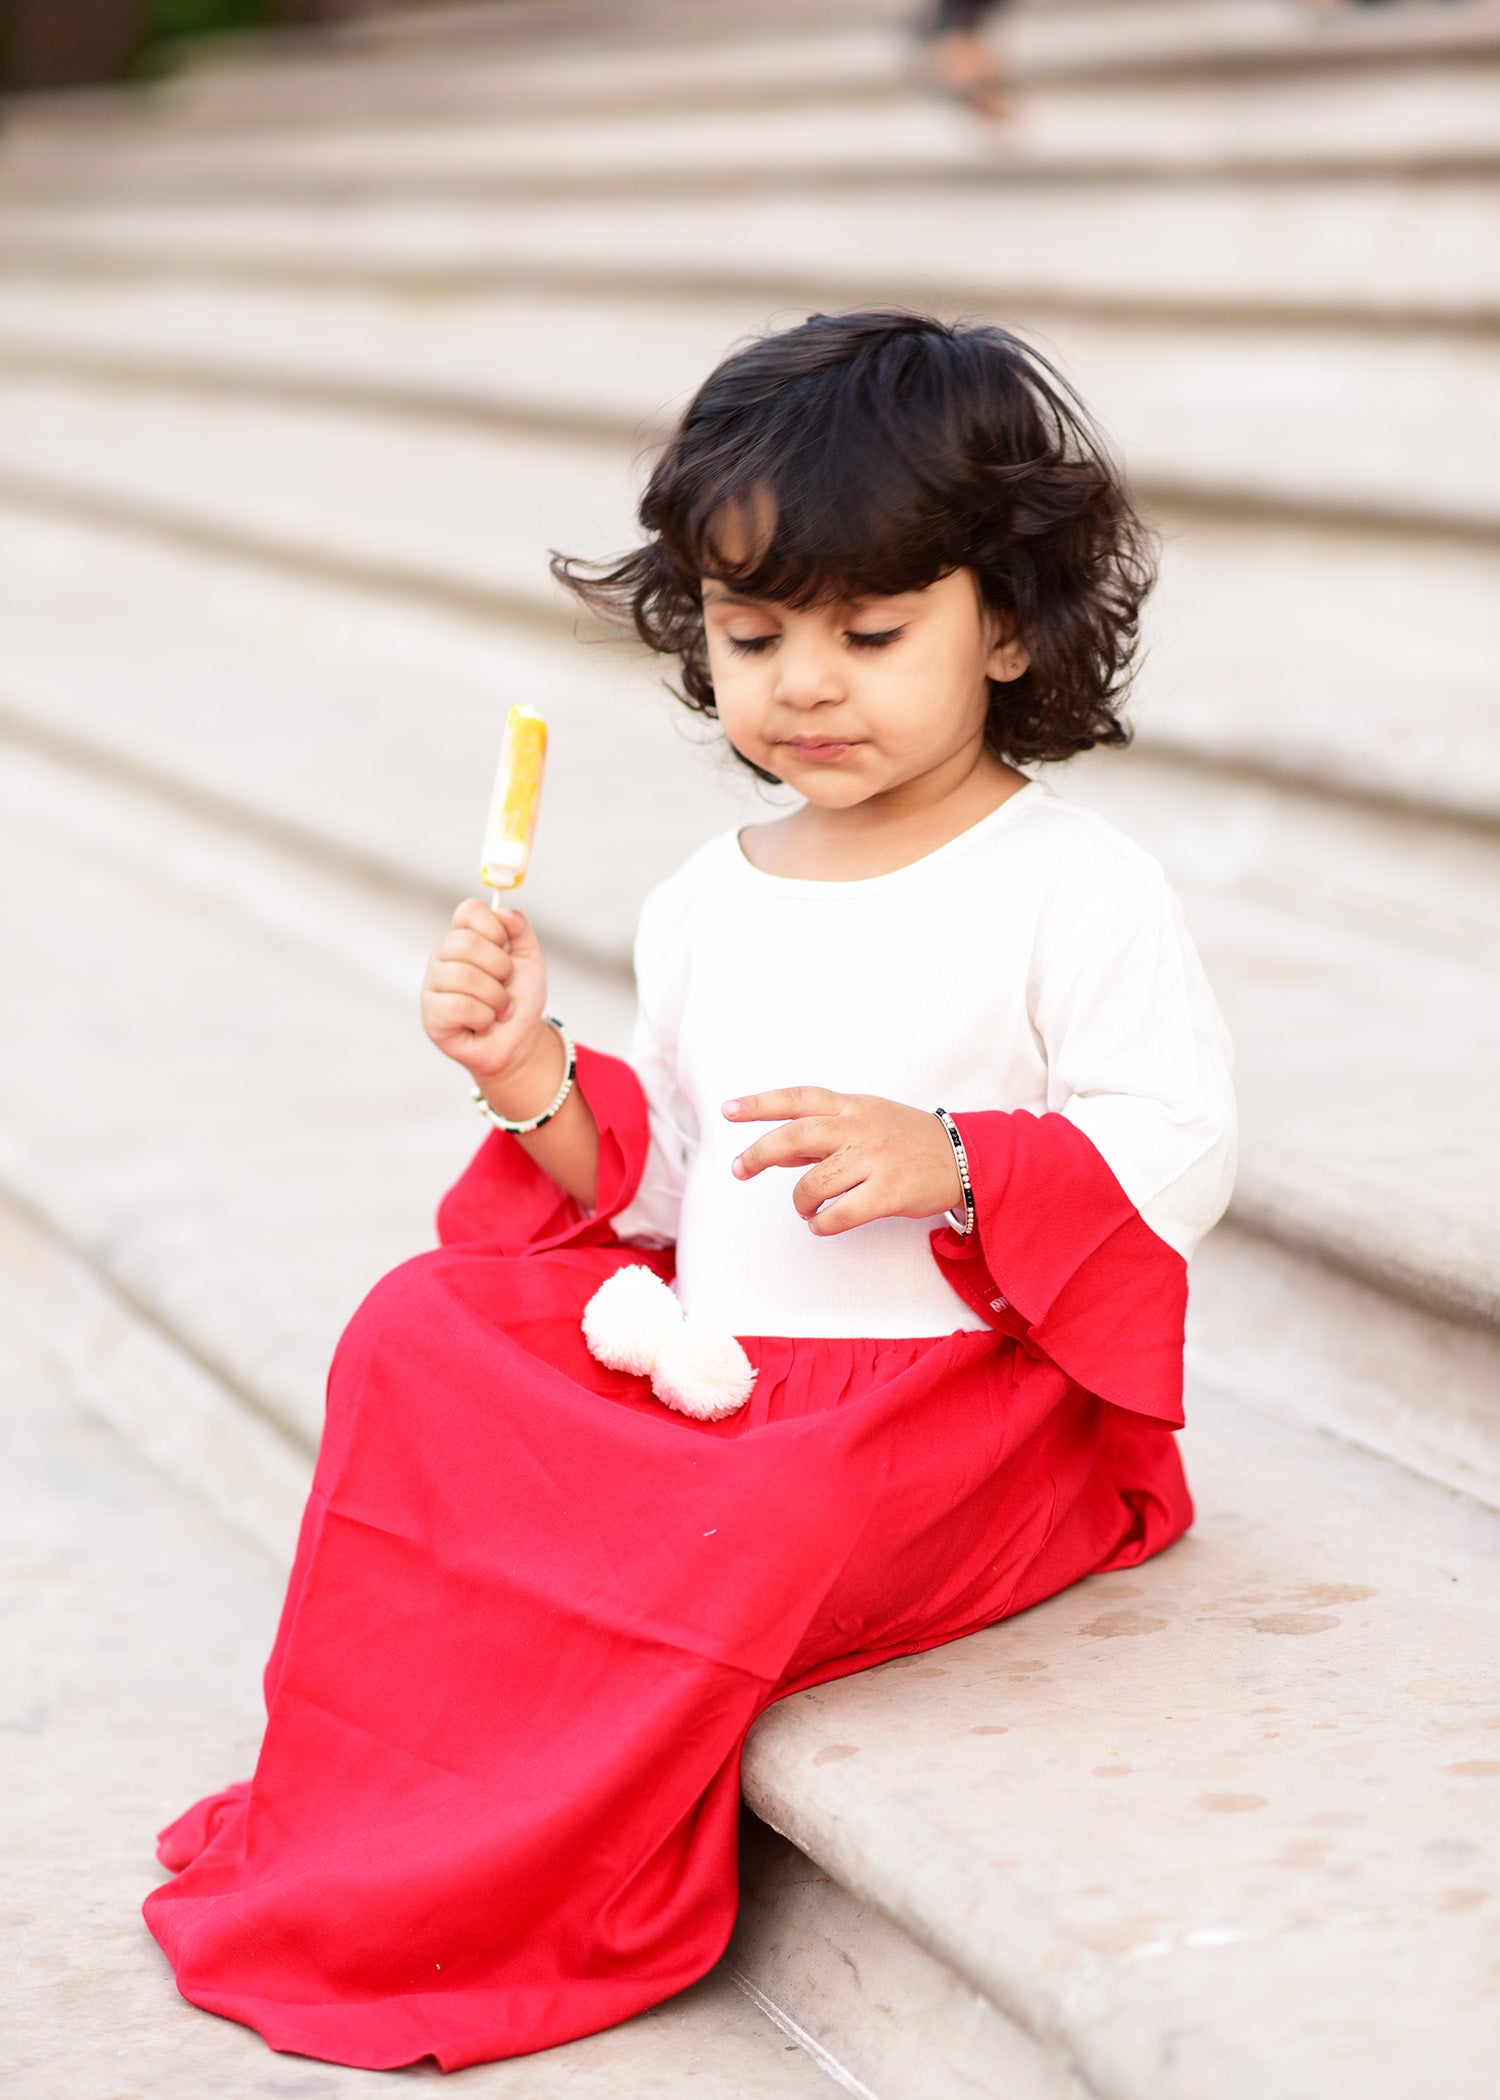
676;448;962;613
649;325;986;609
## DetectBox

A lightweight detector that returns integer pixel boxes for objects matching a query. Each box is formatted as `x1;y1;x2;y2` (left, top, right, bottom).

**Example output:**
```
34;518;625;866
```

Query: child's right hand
421;897;549;1085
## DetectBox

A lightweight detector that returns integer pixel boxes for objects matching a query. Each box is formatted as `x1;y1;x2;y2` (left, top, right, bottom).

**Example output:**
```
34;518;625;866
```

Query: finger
429;961;508;1007
492;905;539;953
437;931;514;978
453;896;510;942
428;991;502;1035
732;1118;838;1179
723;1086;843;1124
790;1153;862;1219
805;1184;878;1237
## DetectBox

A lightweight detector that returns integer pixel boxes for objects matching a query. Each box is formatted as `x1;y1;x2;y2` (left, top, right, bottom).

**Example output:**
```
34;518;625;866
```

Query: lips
782;737;860;762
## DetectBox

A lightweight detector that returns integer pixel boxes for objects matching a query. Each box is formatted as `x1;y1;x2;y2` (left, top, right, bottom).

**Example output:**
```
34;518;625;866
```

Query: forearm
477;1024;601;1209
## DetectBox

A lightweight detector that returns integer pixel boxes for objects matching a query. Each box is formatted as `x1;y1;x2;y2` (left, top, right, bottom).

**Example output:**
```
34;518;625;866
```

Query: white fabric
611;782;1236;1340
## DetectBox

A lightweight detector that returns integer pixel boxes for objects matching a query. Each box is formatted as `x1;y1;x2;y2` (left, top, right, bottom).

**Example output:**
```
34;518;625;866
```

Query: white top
611;782;1236;1339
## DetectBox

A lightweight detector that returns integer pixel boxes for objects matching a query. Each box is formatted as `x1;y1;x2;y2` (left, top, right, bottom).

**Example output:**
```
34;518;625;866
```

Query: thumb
494;906;539;953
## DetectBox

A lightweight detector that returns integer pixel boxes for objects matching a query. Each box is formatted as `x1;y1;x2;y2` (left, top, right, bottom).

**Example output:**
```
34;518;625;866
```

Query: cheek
707;664;770;749
863;642;986;753
857;647;950;737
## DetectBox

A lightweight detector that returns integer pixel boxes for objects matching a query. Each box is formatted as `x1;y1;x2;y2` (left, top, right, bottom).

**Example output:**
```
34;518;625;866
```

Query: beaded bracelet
472;1016;577;1135
933;1107;975;1237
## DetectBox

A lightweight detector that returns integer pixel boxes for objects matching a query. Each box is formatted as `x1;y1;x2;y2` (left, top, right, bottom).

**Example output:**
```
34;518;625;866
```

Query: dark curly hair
553;309;1155;780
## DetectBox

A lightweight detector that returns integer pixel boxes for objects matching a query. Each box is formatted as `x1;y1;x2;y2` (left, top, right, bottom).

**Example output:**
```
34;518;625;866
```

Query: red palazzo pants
144;1048;1193;2071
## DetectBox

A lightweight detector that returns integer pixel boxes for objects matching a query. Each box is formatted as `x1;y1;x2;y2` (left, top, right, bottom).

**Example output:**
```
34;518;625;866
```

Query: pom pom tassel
582;1265;756;1421
581;1264;684;1376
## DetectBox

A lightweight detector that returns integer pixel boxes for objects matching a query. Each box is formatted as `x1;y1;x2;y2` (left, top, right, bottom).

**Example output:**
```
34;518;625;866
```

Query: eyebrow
701;586;763;608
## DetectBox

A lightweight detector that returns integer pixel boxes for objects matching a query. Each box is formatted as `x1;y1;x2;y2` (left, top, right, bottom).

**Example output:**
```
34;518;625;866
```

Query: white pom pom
651;1320;757;1421
581;1268;755;1421
582;1265;683;1375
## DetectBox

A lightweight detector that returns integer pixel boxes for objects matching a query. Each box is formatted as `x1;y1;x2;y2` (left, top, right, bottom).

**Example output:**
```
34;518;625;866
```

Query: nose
771;632;845;710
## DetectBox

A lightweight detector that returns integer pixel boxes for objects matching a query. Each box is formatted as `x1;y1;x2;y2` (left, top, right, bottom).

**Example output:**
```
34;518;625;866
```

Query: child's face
701;567;1026;806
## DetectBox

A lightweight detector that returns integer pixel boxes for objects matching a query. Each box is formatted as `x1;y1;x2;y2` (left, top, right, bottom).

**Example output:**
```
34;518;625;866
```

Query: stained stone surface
745;1383;1500;2100
4;180;1497;319
1;280;1497;537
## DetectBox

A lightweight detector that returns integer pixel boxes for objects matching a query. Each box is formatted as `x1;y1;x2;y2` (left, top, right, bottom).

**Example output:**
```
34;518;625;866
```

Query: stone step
0;386;1493;831
4;497;1497;982
37;0;1500;148
0;1253;844;2097
2;560;1496;1498
233;0;1500;88
1058;754;1500;1338
0;504;760;975
10;61;1500;194
0;276;1495;538
2;500;1493;971
0;366;641;622
738;1385;1500;2100
0;725;638;1459
4;784;1498;2097
2;170;1495;327
1136;513;1500;827
316;0;1500;84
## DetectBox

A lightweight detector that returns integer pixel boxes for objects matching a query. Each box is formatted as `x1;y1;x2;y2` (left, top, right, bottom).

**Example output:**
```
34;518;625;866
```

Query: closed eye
847;626;905;650
727;633;777;656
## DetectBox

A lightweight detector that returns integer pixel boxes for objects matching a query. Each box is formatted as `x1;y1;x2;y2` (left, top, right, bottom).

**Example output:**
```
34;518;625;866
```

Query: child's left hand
724;1088;964;1236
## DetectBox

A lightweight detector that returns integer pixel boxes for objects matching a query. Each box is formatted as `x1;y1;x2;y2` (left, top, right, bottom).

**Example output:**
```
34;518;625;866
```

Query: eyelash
725;627;905;656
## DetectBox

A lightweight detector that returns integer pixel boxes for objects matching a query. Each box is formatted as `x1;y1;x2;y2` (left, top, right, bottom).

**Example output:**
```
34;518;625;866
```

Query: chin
796;777;877;808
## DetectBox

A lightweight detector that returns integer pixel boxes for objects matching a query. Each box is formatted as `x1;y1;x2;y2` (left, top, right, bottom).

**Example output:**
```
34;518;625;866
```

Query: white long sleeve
1033;853;1238;1258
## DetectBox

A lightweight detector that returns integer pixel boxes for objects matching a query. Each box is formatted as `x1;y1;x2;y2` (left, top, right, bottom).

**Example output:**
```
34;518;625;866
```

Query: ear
984;608;1030;685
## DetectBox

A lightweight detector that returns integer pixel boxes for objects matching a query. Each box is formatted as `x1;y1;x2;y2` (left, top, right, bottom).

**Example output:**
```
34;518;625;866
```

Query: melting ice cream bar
480;706;548;893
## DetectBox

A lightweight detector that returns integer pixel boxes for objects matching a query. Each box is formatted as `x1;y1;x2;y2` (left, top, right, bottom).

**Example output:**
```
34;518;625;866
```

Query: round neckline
730;779;1044;896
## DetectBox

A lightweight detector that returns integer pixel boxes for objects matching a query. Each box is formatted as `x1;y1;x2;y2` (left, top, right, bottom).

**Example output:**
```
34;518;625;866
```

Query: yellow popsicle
480;706;548;892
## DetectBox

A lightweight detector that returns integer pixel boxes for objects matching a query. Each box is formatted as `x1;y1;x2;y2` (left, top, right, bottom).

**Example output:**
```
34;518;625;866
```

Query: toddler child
145;308;1235;2071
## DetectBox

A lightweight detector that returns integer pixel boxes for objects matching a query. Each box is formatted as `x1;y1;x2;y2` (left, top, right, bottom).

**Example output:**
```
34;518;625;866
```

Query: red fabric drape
143;1055;1193;2071
437;1043;659;1258
931;1109;1189;1427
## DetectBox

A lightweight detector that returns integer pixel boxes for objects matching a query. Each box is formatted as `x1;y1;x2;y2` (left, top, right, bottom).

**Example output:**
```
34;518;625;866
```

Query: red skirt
144;1049;1193;2071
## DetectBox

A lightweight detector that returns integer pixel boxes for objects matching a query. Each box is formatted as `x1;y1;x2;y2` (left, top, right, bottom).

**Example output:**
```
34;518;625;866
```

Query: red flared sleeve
929;1110;1188;1427
435;1045;657;1257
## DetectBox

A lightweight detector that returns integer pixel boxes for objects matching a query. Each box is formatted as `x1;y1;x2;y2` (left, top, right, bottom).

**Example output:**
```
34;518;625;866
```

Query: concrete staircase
2;2;1498;2093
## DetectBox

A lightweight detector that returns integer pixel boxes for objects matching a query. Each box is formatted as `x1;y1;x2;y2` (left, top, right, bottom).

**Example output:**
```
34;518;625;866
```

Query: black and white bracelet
932;1106;975;1237
472;1016;577;1135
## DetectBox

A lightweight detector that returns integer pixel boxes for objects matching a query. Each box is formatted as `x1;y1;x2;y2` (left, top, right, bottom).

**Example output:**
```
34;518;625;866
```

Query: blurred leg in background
914;0;1013;121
